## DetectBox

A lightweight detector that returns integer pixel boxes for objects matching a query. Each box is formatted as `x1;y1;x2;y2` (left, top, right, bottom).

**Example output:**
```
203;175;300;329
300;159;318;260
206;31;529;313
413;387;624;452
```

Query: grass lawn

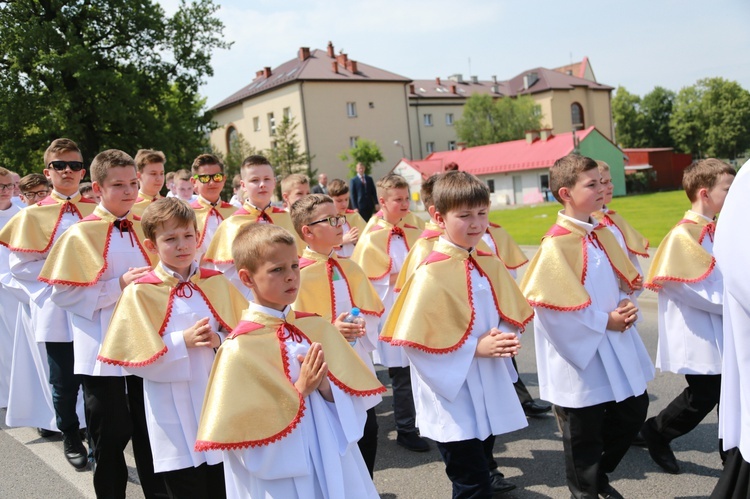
490;190;691;247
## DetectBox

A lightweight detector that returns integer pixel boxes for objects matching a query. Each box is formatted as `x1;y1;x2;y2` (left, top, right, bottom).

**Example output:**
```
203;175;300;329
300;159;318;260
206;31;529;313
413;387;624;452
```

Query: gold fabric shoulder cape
131;192;159;218
294;248;384;321
98;266;247;366
520;215;640;311
646;211;715;291
381;240;533;353
485;223;529;270
195;309;385;451
591;209;650;257
190;198;239;248
351;217;422;280
203;203;303;263
0;192;96;253
344;209;367;234
38;206;157;286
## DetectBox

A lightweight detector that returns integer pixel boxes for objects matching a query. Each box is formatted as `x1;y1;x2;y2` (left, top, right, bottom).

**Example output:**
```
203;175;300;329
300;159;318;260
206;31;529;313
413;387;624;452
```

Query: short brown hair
682;158;736;202
232;173;242;190
240;154;271;171
44;138;82;166
595;160;610;174
19;173;49;192
290;194;333;237
134;149;166;173
281;173;309;194
0;167;9;178
550;153;599;204
90;149;136;184
141;197;198;241
191;153;224;175
327;179;349;197
174;169;191;182
233;223;296;273
78;182;93;195
376;173;409;199
433;171;489;214
420;173;442;209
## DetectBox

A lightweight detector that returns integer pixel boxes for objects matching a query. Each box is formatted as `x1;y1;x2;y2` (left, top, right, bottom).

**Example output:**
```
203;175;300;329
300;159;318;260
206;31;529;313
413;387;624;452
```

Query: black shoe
641;421;680;474
396;432;430;452
37;428;61;438
63;432;89;470
630;431;647;447
489;469;516;494
599;483;625;499
522;400;552;417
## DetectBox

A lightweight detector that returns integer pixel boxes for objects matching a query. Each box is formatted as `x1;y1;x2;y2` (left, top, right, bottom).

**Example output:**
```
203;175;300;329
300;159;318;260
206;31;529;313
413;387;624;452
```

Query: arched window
571;103;584;130
226;126;239;155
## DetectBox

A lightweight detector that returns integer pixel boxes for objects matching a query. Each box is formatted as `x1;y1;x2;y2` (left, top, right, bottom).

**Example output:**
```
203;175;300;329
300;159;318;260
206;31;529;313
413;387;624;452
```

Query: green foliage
641;87;675;149
265;116;315;197
455;94;542;147
612;86;645;147
339;138;384;176
216;131;256;200
670;85;708;157
0;0;230;175
696;78;750;159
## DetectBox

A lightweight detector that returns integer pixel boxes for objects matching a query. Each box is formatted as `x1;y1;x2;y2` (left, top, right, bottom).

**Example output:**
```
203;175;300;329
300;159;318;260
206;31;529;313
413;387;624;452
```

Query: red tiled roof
396;159;446;179
423;127;597;175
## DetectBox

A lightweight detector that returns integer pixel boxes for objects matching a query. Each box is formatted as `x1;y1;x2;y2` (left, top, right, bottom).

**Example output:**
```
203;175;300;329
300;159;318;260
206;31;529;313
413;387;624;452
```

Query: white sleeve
405;337;477;402
9;251;47;299
535;305;610;370
660;278;723;315
50;278;122;320
123;331;191;382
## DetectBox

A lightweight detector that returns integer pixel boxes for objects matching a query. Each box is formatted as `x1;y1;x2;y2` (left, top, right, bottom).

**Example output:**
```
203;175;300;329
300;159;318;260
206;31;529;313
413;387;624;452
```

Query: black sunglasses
48;160;85;172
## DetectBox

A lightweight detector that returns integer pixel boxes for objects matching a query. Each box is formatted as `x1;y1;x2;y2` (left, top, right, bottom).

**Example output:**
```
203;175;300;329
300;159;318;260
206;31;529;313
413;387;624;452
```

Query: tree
455;94;542;147
700;78;750;159
216;130;256;200
265;116;314;196
0;0;230;174
612;86;645;148
641;86;675;149
339;138;384;176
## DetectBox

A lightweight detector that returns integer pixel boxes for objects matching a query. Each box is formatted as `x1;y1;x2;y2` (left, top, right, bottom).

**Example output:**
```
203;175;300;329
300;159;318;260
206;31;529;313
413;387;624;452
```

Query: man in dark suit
349;162;378;221
311;173;328;194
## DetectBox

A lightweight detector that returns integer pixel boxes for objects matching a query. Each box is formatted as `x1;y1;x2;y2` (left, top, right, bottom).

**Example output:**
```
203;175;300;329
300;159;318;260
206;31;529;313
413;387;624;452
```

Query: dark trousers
357;407;379;477
436;435;495;499
650;374;721;441
83;374;167;499
512;357;533;405
388;366;417;434
46;341;83;435
556;392;649;499
162;463;226;499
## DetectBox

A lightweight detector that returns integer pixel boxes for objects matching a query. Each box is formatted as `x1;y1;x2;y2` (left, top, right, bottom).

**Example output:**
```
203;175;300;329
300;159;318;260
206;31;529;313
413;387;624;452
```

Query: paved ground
0;249;725;498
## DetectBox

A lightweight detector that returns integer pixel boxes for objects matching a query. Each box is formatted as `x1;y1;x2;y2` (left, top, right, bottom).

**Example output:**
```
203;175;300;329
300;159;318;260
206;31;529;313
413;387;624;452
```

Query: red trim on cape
5;199;86;254
527;298;592;311
345;209;358;213
298;257;316;269
419;229;441;239
97;345;168;367
593;226;636;292
646;258;717;292
603;213;650;257
199;268;223;279
545;224;571;238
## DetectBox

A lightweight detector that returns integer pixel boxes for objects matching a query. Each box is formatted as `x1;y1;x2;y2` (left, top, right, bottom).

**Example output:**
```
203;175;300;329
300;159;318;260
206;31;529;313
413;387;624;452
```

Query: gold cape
98;265;247;366
195;309;385;450
344;209;367;235
645;211;715;291
393;222;443;292
293;248;384;321
520;214;640;311
131;191;159;218
381;240;533;353
591;209;650;257
202;203;303;263
350;217;422;280
485;223;529;270
190;197;238;248
38;206;157;286
0;192;96;253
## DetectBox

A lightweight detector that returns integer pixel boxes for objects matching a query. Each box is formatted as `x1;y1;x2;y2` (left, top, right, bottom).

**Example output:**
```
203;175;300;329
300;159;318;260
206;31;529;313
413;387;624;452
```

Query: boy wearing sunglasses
0;138;95;470
188;154;236;263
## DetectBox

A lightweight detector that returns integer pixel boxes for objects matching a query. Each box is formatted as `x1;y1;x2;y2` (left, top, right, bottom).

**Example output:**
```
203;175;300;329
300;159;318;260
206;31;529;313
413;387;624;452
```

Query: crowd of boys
0;137;746;499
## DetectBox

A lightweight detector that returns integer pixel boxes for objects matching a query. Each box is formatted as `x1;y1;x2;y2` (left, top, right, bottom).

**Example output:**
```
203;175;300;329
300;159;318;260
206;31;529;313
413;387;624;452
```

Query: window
426;142;435;154
349;136;359;148
347;102;357;117
226;126;239;155
571;103;584;130
424;113;433;126
487;179;495;193
540;174;550;191
253;116;260;132
267;113;276;136
448;141;456;151
446;113;454;126
283;107;292;120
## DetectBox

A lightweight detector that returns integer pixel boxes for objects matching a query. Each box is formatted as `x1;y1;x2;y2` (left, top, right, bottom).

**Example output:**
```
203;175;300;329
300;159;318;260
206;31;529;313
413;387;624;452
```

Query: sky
158;0;750;109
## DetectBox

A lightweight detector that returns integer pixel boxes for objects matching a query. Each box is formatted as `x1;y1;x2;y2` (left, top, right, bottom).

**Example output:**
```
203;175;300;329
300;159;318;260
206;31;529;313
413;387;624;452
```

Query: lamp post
394;140;407;160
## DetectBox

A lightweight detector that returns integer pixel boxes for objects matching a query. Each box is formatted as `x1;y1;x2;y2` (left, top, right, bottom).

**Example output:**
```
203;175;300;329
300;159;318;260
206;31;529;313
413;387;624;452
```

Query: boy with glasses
19;173;50;206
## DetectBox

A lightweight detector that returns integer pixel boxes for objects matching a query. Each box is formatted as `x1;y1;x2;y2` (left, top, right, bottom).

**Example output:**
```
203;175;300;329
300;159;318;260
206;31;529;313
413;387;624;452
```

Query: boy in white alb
520;154;654;499
641;158;735;474
327;178;366;258
98;198;247;497
131;149;166;217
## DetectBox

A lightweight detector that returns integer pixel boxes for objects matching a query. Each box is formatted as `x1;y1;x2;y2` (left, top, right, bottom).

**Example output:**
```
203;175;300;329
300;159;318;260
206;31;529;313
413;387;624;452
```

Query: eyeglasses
193;173;226;184
48;160;85;172
0;183;13;192
22;190;49;200
308;215;347;227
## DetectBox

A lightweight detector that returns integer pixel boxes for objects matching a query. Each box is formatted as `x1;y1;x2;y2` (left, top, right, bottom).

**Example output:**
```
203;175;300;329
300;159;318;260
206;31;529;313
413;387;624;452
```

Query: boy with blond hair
99;197;247;497
641;158;735;474
280;173;311;210
40;149;164;497
352;173;426;452
290;194;384;476
327;178;366;258
132;149;166;216
520;153;653;499
195;223;384;498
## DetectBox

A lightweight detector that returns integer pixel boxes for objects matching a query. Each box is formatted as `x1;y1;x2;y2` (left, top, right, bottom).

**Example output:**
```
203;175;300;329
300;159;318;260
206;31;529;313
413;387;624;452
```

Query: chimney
492;75;497;83
471;75;478;84
523;71;539;90
347;60;358;73
327;41;334;58
540;128;553;141
436;77;441;86
298;47;310;61
331;61;338;74
491;84;499;94
336;53;348;66
525;130;540;143
255;70;264;78
451;85;458;94
457;142;467;151
409;84;415;94
263;66;272;78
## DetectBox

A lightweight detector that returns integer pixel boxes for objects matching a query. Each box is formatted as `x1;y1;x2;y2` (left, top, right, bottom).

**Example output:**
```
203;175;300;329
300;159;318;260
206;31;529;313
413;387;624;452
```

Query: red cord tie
587;232;604;250
174;281;198;299
258;210;273;224
705;222;716;242
277;323;304;343
391;226;405;238
113;219;136;247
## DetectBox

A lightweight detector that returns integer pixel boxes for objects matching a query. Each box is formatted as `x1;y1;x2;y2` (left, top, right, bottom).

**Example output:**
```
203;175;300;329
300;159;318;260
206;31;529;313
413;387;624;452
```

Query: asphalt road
0;249;724;498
